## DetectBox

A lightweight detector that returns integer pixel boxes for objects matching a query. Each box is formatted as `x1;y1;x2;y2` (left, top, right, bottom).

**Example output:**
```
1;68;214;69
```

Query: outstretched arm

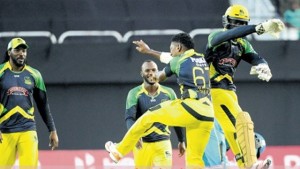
209;19;285;48
209;25;256;47
133;40;173;64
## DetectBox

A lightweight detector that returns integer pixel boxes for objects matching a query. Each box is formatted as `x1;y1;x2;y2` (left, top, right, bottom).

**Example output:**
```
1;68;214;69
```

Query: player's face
170;42;181;57
228;18;248;29
141;62;158;85
9;46;27;67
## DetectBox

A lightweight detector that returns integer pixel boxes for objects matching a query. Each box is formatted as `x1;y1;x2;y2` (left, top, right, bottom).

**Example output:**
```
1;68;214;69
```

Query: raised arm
133;40;173;64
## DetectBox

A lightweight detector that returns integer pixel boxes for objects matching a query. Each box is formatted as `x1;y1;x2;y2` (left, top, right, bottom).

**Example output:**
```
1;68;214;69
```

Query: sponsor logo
150;97;156;102
7;86;29;96
219;58;237;67
191;57;207;67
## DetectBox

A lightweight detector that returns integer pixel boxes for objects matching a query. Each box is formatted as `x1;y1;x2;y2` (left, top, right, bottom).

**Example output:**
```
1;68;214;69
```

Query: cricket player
125;60;185;168
106;33;214;168
133;40;226;167
205;4;283;169
0;38;59;168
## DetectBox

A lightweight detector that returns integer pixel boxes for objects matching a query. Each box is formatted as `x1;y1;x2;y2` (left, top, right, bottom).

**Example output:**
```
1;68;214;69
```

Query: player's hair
2;51;10;63
141;60;156;70
143;60;155;64
171;33;194;50
2;50;28;65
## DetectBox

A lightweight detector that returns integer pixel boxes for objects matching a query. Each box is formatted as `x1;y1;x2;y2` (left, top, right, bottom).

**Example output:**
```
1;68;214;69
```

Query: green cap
7;38;29;50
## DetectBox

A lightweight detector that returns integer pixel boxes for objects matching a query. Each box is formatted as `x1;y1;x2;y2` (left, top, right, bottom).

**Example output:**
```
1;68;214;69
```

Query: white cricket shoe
105;141;123;163
253;158;272;169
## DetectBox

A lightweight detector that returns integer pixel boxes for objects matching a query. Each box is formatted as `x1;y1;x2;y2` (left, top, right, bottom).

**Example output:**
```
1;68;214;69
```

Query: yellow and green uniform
116;49;214;168
205;25;268;167
125;84;184;167
0;62;56;168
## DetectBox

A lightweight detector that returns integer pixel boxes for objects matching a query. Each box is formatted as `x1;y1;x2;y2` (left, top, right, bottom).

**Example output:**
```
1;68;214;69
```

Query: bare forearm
145;49;162;60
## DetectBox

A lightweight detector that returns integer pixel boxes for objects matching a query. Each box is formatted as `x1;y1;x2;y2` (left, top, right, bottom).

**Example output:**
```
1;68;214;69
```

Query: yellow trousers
0;131;38;169
116;98;214;168
211;88;245;167
133;140;172;169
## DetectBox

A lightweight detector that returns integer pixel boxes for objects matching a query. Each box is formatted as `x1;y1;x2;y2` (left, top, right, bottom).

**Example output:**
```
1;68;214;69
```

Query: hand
49;131;59;150
132;40;151;54
135;138;143;149
250;63;272;82
153;71;160;83
0;131;2;143
255;19;285;38
178;142;186;157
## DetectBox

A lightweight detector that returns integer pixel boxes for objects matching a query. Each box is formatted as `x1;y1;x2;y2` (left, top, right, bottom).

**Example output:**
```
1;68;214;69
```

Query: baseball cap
7;38;29;50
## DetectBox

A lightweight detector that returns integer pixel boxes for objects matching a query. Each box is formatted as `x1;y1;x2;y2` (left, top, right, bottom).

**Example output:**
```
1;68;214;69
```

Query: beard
11;56;26;67
143;75;156;85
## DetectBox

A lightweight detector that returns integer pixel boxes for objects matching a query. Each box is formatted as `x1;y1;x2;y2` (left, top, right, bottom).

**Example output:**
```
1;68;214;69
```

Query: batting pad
236;111;257;168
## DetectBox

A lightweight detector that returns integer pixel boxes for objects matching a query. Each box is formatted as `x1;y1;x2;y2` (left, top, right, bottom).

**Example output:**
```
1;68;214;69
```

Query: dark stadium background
0;0;299;150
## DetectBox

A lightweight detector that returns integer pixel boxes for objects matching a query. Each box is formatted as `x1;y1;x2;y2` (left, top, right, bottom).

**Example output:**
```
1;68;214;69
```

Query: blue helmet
255;132;266;158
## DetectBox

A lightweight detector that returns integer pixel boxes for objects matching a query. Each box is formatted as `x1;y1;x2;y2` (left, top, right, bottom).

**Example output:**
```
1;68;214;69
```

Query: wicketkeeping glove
250;63;272;82
255;19;285;38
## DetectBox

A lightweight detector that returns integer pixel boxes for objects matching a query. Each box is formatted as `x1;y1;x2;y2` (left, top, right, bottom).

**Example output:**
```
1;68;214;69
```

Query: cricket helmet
222;4;250;29
255;132;266;158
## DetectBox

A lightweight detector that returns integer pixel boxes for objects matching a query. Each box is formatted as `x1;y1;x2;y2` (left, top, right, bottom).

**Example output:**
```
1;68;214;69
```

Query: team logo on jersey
7;87;29;96
24;76;32;85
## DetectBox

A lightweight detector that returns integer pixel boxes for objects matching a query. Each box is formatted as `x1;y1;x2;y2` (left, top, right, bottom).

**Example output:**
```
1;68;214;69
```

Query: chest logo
24;76;32;85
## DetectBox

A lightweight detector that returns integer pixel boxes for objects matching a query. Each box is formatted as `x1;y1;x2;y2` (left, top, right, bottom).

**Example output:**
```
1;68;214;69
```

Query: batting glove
255;19;285;38
250;63;272;82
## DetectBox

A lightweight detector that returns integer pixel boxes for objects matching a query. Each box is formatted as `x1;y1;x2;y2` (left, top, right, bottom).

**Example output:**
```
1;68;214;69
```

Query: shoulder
160;85;174;92
208;29;223;38
160;85;176;96
25;65;42;77
195;51;205;57
0;62;7;72
168;56;181;70
128;85;143;96
238;38;254;49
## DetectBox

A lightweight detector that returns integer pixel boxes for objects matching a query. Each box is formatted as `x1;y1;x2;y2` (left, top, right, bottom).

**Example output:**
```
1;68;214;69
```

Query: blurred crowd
272;0;300;39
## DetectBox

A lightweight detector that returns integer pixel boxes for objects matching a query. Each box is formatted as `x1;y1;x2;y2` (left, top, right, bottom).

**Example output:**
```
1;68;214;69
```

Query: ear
177;44;182;52
140;71;143;77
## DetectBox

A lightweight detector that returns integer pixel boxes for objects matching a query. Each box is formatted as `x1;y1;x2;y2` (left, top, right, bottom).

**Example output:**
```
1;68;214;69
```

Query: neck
144;83;159;95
